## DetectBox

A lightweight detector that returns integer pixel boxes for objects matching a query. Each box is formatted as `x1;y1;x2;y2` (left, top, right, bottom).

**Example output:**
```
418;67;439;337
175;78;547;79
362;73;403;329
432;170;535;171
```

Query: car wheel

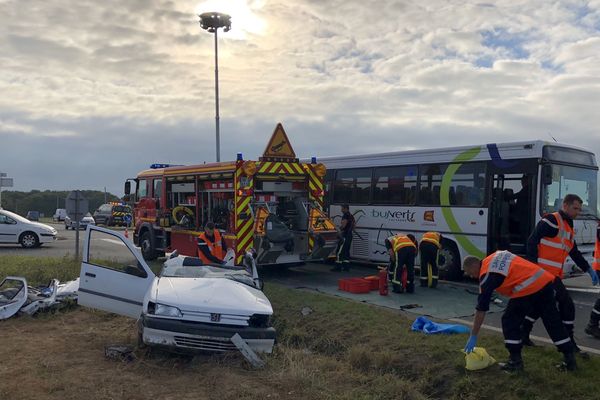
65;224;69;230
438;240;461;281
140;231;158;260
19;232;39;249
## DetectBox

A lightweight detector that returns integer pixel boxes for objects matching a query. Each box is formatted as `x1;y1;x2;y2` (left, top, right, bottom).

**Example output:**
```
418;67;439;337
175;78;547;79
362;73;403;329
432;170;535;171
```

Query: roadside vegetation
0;189;120;218
1;255;600;399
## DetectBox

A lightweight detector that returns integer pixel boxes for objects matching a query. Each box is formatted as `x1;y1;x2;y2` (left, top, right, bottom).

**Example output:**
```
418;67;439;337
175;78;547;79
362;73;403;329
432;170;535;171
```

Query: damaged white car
78;225;275;355
0;277;58;319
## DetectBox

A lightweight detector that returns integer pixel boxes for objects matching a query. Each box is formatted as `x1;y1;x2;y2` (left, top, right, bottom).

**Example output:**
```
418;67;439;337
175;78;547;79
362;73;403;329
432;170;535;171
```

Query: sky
1;0;600;196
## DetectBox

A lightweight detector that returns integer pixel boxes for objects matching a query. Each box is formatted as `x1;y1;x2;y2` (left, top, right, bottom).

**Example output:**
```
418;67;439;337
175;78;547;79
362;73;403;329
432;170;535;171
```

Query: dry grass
2;255;600;399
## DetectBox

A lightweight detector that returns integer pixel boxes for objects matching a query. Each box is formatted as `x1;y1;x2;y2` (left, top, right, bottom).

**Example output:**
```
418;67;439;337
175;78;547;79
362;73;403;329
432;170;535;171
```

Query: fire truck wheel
140;231;158;260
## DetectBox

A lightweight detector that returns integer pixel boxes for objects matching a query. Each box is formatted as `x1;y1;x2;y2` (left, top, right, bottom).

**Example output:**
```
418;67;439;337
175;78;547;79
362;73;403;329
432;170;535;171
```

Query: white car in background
78;225;276;354
0;209;57;248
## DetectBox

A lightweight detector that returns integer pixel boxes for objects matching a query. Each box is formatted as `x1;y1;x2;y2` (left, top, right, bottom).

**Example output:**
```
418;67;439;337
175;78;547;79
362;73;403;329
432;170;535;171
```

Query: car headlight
248;313;271;328
147;302;182;317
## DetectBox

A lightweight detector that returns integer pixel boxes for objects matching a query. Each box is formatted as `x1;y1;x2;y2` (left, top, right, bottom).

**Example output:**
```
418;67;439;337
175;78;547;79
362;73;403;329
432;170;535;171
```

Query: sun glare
195;0;267;39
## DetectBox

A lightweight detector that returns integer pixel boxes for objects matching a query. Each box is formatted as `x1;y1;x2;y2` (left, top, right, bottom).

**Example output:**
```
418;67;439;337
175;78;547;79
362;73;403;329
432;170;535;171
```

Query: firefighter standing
419;232;441;288
197;222;227;264
332;204;355;272
463;251;577;372
385;234;417;293
585;222;600;338
521;194;599;352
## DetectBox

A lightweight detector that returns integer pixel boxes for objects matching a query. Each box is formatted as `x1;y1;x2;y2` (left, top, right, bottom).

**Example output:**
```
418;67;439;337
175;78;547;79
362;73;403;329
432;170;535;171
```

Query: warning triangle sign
260;123;297;160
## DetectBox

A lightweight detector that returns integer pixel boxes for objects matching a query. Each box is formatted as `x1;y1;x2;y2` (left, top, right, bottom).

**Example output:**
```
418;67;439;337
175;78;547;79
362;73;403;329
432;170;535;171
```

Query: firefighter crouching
385;233;417;293
197;222;227;265
463;250;577;372
419;231;441;288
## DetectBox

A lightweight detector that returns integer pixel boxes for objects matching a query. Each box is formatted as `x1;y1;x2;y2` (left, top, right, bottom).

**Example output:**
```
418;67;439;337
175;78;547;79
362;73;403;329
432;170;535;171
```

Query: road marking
99;238;126;246
448;318;600;356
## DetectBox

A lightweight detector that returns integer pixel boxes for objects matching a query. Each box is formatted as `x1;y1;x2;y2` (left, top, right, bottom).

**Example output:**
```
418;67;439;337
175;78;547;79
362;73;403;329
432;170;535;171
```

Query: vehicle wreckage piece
0;277;59;319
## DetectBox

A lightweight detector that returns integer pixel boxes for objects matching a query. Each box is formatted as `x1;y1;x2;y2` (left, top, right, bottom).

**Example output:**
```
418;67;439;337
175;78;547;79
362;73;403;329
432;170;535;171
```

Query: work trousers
522;278;576;342
419;241;439;288
389;246;416;293
503;283;573;356
589;298;600;326
335;235;352;269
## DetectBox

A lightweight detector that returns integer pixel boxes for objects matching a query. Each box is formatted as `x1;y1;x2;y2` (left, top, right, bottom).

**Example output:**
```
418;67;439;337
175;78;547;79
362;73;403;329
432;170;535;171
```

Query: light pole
199;12;231;163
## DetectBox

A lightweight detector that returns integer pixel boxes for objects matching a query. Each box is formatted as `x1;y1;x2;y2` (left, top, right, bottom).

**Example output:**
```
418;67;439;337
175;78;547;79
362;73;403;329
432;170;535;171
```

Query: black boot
585;324;600;339
500;353;524;372
557;351;577;371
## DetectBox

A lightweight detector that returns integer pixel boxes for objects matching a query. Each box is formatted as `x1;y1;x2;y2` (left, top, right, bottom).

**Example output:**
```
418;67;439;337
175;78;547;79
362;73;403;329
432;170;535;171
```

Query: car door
0;213;20;243
78;225;155;318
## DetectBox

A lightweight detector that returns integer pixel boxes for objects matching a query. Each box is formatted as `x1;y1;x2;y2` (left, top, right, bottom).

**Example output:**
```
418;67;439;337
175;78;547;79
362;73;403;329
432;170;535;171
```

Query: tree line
0;190;120;217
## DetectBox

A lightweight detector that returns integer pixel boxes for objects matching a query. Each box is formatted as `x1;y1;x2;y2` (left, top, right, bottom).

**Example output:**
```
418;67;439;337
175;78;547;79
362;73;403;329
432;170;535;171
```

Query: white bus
319;141;598;280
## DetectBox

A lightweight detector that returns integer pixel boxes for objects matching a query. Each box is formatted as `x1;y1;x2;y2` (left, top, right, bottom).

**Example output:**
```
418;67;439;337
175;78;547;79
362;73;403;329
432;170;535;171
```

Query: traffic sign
123;214;132;224
66;191;89;221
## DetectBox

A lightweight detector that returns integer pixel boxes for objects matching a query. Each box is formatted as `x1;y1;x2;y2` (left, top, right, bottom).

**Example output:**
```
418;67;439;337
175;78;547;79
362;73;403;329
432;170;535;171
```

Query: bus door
488;172;535;254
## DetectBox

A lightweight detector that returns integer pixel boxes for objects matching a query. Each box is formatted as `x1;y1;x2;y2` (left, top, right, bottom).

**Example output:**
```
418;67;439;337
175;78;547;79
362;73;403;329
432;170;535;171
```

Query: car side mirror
124;181;131;195
542;164;553;186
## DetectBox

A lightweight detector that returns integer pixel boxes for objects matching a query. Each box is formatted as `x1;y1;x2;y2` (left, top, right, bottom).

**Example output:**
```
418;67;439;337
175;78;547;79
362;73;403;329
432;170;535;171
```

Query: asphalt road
0;222;130;258
3;224;600;354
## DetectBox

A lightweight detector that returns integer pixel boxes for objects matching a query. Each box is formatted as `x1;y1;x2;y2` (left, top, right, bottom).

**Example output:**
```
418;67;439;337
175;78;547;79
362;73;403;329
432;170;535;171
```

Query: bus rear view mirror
542;165;553;186
124;181;131;195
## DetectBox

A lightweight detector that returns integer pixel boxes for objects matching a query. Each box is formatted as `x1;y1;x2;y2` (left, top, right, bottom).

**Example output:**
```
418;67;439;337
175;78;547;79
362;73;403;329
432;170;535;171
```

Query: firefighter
385;233;417;293
197;221;227;265
331;204;355;272
419;232;441;288
521;194;599;353
585;221;600;339
463;251;576;372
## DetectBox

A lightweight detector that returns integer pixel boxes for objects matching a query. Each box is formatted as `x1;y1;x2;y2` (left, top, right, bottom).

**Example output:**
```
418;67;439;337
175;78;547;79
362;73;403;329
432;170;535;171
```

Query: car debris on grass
0;275;80;320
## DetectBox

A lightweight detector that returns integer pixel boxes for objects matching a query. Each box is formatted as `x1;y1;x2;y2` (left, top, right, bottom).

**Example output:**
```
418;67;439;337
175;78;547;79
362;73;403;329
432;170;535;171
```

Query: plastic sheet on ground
411;316;470;334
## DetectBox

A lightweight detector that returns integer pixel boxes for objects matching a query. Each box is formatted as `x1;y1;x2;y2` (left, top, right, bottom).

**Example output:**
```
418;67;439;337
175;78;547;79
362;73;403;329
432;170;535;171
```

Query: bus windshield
542;164;598;217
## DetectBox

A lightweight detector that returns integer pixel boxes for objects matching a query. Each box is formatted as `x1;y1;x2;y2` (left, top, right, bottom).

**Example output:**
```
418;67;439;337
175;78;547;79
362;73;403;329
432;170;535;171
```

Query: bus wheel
438;241;461;281
140;231;157;261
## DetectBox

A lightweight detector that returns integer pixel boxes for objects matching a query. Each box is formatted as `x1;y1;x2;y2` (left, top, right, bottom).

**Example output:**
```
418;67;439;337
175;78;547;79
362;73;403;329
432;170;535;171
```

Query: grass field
1;255;600;399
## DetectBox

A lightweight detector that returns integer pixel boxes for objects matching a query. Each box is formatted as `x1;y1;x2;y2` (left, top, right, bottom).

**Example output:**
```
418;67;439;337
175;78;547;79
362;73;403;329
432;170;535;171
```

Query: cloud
0;0;599;197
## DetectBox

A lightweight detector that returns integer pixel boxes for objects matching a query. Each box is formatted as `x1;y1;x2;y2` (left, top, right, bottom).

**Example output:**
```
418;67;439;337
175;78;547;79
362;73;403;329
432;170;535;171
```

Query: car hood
153;277;273;315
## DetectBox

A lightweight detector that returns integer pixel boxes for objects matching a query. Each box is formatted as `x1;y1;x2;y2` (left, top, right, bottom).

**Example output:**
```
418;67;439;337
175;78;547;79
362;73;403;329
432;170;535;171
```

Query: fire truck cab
124;123;338;266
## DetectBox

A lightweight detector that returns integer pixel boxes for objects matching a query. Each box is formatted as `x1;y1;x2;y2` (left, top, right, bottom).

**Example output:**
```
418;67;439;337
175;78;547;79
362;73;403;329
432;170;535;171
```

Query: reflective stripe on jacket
593;227;600;272
537;212;574;278
388;235;416;253
480;250;554;299
197;229;224;263
420;232;441;248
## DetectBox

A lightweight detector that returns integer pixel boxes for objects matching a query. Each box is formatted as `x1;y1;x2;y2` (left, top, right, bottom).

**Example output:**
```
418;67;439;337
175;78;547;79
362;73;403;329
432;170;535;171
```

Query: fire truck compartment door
78;225;155;319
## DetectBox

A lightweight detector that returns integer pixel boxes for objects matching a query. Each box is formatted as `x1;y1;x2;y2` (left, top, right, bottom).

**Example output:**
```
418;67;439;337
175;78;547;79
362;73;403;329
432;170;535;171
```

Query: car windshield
0;210;30;224
160;263;255;287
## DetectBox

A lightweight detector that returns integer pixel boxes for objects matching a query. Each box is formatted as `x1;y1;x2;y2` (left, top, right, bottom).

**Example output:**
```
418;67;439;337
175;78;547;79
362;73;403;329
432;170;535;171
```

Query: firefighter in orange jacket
585;221;600;338
419;232;441;288
521;194;598;352
197;222;227;264
385;233;417;293
463;251;576;372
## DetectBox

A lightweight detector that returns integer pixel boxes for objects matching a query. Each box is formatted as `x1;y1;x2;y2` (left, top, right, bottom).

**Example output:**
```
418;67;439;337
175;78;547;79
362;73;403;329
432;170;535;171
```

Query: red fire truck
124;123;338;266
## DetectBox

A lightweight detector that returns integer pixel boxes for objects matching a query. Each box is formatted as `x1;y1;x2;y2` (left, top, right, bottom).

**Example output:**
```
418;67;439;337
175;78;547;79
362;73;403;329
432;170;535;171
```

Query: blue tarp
411;316;470;334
